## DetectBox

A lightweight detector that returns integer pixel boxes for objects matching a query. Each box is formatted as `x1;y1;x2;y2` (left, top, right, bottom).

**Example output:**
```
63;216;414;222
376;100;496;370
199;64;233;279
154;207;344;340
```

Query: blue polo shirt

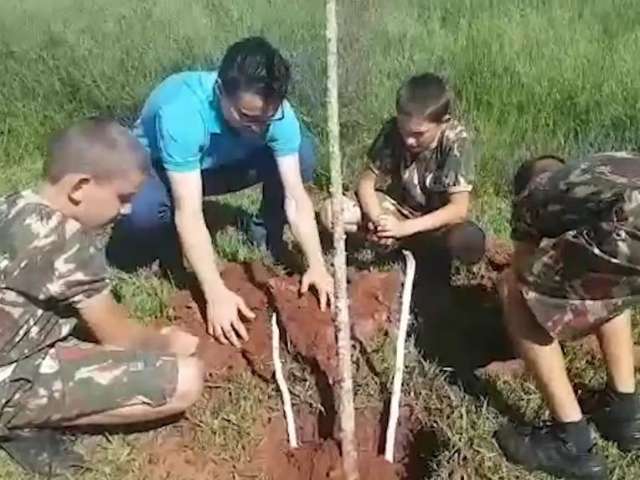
133;71;302;173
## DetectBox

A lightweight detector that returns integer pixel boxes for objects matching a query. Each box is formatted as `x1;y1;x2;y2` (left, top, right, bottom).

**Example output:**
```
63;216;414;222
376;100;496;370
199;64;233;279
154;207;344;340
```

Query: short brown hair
396;72;451;122
44;117;150;183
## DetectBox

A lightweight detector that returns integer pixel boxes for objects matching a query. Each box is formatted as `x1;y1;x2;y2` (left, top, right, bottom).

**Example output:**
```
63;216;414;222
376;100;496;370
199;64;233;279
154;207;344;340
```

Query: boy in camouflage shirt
0;119;204;475
497;152;640;479
320;72;485;266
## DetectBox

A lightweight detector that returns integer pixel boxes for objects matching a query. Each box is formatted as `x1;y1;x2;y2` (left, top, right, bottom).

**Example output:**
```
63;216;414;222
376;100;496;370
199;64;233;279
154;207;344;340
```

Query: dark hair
218;36;291;105
396;72;451;122
513;154;565;196
44;117;150;183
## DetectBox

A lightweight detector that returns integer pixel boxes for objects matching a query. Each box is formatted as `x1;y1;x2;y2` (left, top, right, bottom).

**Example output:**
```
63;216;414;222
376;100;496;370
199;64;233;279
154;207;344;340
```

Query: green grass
338;0;640;234
110;268;175;325
2;0;640;479
188;374;275;462
0;0;327;192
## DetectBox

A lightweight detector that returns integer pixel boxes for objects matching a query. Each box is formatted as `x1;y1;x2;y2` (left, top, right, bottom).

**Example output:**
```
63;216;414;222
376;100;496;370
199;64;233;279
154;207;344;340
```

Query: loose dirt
171;263;403;384
170;263;274;381
153;261;421;479
141;240;517;479
250;407;434;480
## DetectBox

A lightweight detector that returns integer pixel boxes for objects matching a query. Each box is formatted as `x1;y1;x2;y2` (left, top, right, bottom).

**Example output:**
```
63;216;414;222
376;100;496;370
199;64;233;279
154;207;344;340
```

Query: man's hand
376;214;415;239
207;288;255;348
159;326;200;356
301;266;335;312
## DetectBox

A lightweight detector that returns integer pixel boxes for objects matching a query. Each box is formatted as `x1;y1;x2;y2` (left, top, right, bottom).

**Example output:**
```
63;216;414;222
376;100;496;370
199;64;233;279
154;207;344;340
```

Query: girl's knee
448;222;486;265
318;196;361;233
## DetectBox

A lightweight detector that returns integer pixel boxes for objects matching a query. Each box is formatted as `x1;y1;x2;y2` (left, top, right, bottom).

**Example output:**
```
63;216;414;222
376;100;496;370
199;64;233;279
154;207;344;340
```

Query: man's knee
447;221;486;265
169;357;205;411
318;196;361;233
125;176;174;233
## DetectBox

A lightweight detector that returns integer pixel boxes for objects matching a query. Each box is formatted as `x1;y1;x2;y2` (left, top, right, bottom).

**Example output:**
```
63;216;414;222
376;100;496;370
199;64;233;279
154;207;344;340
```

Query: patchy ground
157;262;410;479
133;241;519;480
5;238;640;479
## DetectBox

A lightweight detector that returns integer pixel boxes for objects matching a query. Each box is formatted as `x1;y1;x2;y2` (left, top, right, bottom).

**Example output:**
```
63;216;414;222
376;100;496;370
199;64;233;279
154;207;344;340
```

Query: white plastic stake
271;312;298;448
384;250;417;463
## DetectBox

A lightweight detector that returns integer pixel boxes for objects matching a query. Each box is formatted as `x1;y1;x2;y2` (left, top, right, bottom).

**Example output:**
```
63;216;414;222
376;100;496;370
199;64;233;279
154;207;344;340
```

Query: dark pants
404;221;487;267
107;132;317;271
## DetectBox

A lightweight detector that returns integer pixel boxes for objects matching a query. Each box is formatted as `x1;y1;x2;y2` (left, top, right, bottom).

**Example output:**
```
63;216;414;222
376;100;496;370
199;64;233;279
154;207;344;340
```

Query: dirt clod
170;263;273;381
268;269;403;383
152;263;412;479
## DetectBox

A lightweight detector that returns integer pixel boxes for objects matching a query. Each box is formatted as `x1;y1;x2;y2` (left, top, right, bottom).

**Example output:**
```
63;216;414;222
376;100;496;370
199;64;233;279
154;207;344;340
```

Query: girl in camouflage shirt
320;72;485;267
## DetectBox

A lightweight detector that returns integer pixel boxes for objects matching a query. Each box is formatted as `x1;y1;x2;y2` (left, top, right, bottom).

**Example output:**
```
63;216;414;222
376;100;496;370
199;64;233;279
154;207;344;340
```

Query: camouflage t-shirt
0;190;109;367
367;117;474;215
512;152;640;300
512;152;640;245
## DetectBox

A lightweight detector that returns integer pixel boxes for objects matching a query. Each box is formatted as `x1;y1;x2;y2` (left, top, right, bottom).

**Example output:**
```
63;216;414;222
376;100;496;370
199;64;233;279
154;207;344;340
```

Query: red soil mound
268;269;402;383
171;263;403;384
170;263;274;381
250;407;426;480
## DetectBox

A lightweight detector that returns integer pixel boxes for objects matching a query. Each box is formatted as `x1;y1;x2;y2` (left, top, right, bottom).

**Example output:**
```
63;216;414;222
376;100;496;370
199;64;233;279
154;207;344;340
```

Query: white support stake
384;250;417;463
271;312;298;449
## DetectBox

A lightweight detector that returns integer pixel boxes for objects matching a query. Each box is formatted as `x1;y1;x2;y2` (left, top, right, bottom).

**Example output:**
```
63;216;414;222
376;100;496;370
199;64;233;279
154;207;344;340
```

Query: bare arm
168;171;226;299
377;191;471;239
277;154;326;270
77;291;197;355
404;191;470;234
168;171;254;346
276;154;334;310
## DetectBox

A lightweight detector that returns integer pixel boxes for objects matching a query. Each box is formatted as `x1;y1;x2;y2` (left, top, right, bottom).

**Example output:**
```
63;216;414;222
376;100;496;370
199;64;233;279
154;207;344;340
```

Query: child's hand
361;216;393;246
376;215;415;239
160;326;200;356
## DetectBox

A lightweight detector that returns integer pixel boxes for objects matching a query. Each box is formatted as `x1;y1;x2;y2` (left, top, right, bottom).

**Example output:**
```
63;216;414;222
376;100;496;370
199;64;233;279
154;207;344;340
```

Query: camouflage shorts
0;338;178;429
521;233;640;341
522;287;632;341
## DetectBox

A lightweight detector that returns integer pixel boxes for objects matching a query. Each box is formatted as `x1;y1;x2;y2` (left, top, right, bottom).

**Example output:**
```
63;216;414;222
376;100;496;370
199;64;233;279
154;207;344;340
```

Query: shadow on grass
107;199;252;275
411;257;529;424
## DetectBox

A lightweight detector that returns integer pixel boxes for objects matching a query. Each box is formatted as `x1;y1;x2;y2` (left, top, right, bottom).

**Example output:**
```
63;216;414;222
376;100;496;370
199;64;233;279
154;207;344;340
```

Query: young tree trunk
326;1;359;479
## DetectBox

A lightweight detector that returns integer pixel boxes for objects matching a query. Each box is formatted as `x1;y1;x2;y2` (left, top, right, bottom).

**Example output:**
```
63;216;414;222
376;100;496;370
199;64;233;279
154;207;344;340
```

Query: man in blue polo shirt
107;37;333;348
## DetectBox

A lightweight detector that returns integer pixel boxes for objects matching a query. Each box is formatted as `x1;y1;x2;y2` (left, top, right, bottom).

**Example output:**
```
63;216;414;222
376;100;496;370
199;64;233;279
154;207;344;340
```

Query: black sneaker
0;428;86;477
588;389;640;452
496;422;608;479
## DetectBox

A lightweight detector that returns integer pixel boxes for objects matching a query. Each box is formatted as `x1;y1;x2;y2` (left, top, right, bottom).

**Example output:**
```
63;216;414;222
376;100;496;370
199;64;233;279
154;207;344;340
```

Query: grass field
2;0;640;478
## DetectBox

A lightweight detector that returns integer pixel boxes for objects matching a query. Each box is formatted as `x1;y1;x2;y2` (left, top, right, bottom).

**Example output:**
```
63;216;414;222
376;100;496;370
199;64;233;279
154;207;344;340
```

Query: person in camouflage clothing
319;72;485;266
0;118;204;476
497;152;640;479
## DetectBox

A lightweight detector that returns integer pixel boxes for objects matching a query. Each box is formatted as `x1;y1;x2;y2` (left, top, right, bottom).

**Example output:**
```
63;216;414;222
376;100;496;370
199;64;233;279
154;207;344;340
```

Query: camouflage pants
0;338;178;430
319;192;485;265
521;229;640;341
